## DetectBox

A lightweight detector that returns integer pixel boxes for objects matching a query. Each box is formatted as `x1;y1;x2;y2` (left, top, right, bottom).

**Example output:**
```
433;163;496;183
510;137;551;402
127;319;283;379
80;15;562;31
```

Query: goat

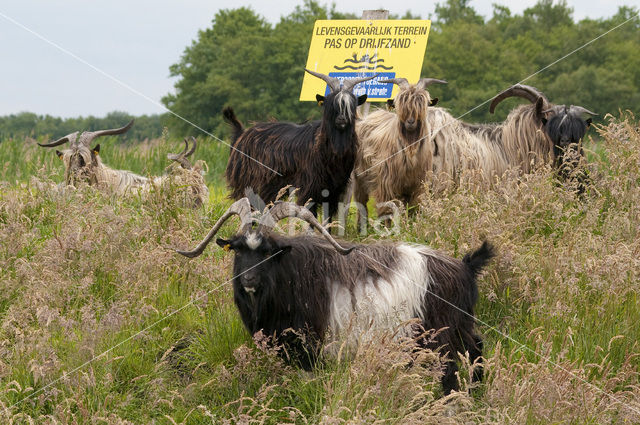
352;77;446;231
38;122;209;206
430;84;596;191
176;198;495;394
223;69;377;222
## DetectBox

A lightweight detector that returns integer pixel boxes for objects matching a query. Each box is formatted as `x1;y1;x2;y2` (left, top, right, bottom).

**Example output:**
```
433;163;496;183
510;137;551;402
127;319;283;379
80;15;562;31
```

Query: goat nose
243;274;258;284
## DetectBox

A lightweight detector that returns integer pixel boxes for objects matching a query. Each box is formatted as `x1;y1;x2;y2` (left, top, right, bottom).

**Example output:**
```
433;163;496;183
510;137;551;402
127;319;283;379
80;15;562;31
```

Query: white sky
0;0;637;118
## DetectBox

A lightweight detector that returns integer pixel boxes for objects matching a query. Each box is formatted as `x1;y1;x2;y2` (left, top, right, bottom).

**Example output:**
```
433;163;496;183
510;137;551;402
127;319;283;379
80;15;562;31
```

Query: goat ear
386;99;395;109
92;144;100;155
56;150;63;159
433;140;439;157
216;238;232;251
586;118;593;126
357;94;367;106
429;97;439;107
535;97;544;118
316;94;324;106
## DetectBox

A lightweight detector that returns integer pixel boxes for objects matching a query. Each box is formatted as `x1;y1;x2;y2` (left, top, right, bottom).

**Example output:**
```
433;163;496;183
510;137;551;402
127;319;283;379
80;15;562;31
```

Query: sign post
360;10;388;117
300;18;432;103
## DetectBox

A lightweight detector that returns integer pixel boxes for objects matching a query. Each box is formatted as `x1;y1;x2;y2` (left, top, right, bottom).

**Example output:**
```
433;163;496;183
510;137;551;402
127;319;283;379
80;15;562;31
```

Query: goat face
39;120;134;186
57;144;100;186
391;86;437;134
543;106;593;168
317;91;367;131
216;231;291;294
382;77;445;137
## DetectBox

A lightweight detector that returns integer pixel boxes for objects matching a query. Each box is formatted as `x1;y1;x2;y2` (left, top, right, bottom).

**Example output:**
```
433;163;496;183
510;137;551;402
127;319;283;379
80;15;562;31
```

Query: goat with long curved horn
352;75;446;230
379;77;411;90
489;84;549;114
422;83;597;189
305;68;378;93
381;77;447;109
38;119;208;206
304;68;342;92
38;120;134;148
568;105;598;119
259;202;354;255
341;73;379;92
380;77;447;91
416;78;448;90
37;132;79;148
176;198;253;258
172;203;494;396
167;137;197;170
224;68;374;225
81;119;135;145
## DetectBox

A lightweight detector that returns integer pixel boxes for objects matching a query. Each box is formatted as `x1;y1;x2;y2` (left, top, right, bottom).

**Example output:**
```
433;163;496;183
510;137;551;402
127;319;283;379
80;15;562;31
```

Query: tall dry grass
0;113;638;423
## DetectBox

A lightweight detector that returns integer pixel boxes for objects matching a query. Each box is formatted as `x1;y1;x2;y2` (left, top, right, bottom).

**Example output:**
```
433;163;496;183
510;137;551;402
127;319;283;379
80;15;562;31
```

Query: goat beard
400;121;424;147
66;167;98;187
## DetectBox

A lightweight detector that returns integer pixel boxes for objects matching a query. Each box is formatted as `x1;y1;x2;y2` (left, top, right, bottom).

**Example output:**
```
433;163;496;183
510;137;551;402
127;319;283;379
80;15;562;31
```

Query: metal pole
359;10;389;117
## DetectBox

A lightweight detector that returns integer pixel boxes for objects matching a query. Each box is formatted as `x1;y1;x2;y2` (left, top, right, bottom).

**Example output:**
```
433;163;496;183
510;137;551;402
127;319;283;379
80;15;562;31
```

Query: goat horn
167;138;194;169
185;136;197;157
83;119;135;145
341;73;378;92
177;138;189;156
175;198;253;258
568;105;598;118
542;105;565;115
489;84;549;114
416;78;447;90
38;131;79;147
379;78;410;90
259;202;354;255
304;68;342;92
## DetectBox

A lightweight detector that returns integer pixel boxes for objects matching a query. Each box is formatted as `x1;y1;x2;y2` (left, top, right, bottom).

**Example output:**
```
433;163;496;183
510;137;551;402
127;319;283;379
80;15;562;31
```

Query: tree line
0;111;165;142
2;0;638;141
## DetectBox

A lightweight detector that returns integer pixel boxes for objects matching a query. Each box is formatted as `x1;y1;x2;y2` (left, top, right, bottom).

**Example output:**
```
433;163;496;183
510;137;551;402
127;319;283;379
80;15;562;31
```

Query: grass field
0;113;639;423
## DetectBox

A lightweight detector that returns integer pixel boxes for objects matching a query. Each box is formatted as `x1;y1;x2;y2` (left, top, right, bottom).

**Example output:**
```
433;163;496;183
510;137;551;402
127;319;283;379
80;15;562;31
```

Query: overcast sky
0;0;637;118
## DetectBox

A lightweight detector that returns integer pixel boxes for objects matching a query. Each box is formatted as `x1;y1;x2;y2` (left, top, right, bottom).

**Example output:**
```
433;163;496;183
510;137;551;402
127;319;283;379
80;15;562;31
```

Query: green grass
0;113;639;423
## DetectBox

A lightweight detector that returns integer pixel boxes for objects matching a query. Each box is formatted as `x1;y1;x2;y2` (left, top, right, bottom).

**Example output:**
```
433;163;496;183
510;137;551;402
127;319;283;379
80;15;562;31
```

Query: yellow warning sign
300;20;431;101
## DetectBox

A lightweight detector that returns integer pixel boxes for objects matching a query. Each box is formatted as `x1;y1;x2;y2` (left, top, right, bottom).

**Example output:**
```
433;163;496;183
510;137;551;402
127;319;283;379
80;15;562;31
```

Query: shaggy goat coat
224;90;364;218
354;108;433;212
430;94;593;193
58;146;209;206
353;82;441;226
427;103;564;191
224;232;494;393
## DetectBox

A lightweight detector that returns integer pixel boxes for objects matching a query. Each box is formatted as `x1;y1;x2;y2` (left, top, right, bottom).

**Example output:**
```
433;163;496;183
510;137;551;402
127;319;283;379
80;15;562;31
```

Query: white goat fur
353;85;436;223
428;103;555;191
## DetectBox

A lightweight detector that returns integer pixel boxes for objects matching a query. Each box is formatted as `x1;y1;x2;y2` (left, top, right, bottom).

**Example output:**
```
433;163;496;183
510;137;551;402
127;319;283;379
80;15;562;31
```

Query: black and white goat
223;69;376;221
176;198;495;394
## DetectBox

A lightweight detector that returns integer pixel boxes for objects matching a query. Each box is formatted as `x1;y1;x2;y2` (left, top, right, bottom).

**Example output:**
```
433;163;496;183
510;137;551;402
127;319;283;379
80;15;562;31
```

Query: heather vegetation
0;113;639;423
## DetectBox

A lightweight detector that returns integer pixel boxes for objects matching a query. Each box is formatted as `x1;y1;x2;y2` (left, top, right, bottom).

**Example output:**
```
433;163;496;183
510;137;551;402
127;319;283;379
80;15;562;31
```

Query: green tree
162;1;356;137
4;0;638;142
434;0;484;26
